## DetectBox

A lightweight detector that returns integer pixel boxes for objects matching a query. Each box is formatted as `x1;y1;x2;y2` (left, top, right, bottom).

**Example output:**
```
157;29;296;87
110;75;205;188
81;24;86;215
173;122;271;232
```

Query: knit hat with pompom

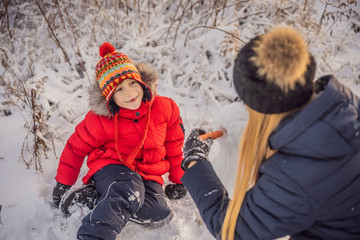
95;43;151;115
233;27;316;114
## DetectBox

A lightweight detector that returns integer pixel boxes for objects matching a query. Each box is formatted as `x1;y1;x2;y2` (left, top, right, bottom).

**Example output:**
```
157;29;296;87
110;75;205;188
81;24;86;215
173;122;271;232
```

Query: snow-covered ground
0;1;359;239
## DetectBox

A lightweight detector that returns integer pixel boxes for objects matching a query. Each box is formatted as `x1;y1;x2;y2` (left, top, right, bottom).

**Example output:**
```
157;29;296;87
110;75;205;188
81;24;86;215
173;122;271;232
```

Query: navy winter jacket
181;75;360;240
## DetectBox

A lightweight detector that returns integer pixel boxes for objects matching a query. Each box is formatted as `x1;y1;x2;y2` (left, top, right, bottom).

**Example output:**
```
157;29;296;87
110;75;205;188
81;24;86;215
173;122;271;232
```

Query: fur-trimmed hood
89;80;111;117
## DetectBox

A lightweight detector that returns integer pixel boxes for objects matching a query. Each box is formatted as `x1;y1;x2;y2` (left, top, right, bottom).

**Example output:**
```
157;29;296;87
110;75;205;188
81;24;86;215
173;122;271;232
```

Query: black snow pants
77;164;171;240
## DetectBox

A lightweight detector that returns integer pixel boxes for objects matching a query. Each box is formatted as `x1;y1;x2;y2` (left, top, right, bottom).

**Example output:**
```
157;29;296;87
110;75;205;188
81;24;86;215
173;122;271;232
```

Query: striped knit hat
95;43;143;102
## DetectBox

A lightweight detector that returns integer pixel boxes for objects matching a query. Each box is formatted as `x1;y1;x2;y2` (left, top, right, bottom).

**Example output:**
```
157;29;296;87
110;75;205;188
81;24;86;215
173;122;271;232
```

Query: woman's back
229;75;359;239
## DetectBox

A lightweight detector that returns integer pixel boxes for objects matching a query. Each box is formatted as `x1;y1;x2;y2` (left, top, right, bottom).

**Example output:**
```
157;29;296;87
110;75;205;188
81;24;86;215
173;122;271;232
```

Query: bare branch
184;25;246;47
35;0;72;67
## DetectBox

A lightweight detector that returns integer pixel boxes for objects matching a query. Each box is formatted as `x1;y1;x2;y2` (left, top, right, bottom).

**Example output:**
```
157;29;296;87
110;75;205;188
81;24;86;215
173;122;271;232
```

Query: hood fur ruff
89;81;111;117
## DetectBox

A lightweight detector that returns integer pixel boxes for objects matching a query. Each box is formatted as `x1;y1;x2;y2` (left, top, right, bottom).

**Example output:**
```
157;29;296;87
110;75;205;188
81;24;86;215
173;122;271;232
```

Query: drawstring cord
114;103;152;172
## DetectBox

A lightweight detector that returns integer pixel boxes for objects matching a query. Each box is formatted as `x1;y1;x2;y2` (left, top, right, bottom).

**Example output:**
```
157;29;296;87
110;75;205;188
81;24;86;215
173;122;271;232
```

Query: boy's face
113;78;144;110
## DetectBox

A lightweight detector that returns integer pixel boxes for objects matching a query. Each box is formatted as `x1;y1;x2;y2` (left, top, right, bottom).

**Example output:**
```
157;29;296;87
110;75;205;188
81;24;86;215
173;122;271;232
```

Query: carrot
199;130;224;141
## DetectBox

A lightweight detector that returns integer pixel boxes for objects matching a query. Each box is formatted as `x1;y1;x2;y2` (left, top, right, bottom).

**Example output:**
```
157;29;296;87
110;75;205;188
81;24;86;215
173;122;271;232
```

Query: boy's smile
126;94;139;103
112;79;144;110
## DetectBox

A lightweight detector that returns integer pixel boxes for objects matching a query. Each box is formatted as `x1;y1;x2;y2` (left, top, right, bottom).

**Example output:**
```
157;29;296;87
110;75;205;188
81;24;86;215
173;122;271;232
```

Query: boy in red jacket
52;43;186;240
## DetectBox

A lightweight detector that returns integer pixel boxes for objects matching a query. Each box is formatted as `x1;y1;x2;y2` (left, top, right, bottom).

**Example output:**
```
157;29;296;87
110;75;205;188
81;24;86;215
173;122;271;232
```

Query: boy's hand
181;128;214;170
52;181;71;207
165;183;187;199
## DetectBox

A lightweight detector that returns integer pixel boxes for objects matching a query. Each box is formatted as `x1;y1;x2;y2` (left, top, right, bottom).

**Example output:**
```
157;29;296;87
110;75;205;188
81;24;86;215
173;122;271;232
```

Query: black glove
181;128;214;170
53;181;71;207
165;183;187;199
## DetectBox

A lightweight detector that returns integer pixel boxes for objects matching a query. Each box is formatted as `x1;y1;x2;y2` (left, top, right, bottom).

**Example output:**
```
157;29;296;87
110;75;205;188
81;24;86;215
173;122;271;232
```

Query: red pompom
99;42;115;57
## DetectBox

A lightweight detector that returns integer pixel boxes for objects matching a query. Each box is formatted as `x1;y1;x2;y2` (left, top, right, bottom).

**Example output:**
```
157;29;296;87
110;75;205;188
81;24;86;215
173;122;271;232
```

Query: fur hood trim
89;81;112;117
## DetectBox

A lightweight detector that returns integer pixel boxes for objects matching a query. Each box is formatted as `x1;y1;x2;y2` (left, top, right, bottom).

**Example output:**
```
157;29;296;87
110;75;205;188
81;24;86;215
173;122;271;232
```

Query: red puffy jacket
55;83;185;186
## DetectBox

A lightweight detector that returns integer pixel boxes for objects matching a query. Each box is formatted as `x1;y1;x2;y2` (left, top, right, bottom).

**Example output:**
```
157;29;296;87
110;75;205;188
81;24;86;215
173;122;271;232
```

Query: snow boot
129;211;174;229
60;184;98;215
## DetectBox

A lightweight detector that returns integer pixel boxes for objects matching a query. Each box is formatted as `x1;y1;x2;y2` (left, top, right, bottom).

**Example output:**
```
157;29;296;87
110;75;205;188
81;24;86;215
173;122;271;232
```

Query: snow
0;1;359;240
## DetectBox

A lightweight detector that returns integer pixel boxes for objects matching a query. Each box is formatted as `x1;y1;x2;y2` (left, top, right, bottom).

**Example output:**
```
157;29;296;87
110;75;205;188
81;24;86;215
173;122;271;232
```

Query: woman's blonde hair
221;106;292;240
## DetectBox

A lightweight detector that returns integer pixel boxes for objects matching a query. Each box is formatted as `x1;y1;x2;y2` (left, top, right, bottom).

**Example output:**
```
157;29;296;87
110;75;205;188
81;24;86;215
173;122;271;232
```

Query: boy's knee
108;176;145;212
126;187;144;212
